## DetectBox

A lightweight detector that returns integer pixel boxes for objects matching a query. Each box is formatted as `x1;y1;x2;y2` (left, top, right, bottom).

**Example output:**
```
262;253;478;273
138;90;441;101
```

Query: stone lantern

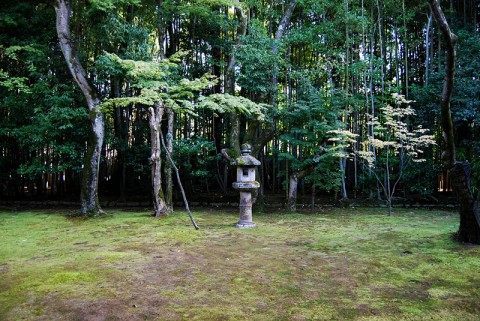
232;144;261;228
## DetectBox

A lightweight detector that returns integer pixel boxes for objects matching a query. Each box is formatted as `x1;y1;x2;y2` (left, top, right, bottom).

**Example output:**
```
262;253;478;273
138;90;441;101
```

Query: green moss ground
0;207;479;320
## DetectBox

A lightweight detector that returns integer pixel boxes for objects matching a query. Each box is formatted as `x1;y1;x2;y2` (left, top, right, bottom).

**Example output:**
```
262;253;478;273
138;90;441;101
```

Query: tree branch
160;132;199;230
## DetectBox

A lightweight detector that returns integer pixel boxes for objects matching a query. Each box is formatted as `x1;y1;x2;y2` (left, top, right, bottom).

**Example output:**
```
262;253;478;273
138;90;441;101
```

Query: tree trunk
149;102;169;217
164;107;174;210
113;78;128;202
54;0;104;216
288;174;299;212
429;0;480;243
246;1;297;209
270;0;297;105
449;162;480;243
156;0;165;59
224;2;247;157
288;165;317;212
425;12;432;85
340;157;348;199
402;0;409;98
80;111;105;215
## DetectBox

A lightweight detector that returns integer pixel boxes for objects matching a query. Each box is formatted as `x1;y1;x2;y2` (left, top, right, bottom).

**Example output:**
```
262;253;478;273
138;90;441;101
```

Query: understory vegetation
1;208;479;320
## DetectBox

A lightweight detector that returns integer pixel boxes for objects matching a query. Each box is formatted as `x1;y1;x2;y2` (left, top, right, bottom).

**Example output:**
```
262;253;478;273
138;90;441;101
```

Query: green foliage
236;22;280;94
308;154;343;193
99;52;266;123
11;88;89;178
88;0;142;13
0;71;29;92
82;0;152;62
199;93;267;118
173;137;216;178
100;53;217;115
162;0;238;17
412;23;480;196
277;73;348;193
0;44;45;93
126;143;151;176
0;0;478;201
0;2;89;194
450;28;480;189
402;158;441;196
93;54;125;83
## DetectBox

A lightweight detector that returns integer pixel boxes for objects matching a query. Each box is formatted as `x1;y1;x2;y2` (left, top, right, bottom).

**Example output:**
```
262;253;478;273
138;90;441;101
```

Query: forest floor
0;207;479;321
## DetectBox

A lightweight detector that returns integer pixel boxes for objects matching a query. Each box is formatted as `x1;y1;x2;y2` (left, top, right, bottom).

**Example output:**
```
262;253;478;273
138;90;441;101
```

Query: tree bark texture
429;0;480;243
54;0;104;216
149;102;169;217
80;112;105;216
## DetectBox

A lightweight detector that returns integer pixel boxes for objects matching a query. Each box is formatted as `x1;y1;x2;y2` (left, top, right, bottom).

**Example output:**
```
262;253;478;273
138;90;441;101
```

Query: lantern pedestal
232;144;261;229
233;184;259;228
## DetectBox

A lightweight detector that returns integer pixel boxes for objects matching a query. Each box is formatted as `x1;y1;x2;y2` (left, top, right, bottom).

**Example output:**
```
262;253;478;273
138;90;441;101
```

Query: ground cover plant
0;208;479;321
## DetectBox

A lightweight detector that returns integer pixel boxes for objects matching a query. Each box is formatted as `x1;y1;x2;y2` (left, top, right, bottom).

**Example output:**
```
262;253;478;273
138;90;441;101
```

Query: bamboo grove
1;1;479;216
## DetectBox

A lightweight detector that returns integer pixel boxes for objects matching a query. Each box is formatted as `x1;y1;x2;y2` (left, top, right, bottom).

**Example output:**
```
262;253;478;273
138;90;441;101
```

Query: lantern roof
231;144;261;166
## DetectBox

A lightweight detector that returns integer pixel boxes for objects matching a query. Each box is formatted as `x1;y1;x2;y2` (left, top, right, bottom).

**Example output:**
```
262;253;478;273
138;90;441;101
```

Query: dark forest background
1;0;479;208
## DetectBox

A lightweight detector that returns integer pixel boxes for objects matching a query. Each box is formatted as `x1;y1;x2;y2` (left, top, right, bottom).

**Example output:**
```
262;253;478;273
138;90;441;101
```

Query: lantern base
236;221;256;229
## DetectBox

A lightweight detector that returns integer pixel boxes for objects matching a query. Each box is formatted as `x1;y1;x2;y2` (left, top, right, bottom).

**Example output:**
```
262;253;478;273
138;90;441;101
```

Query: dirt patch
0;264;9;272
371;283;431;301
35;235;319;320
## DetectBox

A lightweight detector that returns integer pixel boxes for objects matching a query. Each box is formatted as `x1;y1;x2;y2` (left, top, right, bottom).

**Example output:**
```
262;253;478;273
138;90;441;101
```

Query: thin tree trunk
157;0;165;59
425;12;432;85
368;47;380;200
375;1;383;200
340;157;348;199
165;107;174;209
402;0;409;98
429;0;480;244
386;149;392;215
311;176;316;212
54;0;104;216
